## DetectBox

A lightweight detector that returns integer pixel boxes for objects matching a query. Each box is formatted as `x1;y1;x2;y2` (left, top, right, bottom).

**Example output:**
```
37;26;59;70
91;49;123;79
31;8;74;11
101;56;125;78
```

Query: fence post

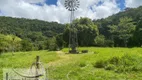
35;56;40;80
6;73;8;80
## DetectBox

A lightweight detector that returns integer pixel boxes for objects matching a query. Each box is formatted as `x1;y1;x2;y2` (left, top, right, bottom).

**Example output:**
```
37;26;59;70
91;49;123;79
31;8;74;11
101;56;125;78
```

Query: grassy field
0;47;142;80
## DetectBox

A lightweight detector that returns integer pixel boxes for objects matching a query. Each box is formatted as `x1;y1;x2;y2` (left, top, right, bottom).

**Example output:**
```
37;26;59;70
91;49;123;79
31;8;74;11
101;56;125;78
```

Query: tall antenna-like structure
64;0;80;53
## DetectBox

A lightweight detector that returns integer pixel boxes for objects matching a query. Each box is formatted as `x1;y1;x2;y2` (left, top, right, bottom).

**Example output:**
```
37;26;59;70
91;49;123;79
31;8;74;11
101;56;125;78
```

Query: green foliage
79;61;86;67
1;6;142;49
63;24;70;46
94;35;114;47
133;19;142;46
108;17;136;47
46;37;58;51
109;56;120;65
63;17;99;46
20;39;33;51
105;64;115;70
0;16;65;51
56;34;65;49
105;40;114;47
93;6;142;47
94;35;105;46
0;34;22;53
93;60;106;68
94;54;142;73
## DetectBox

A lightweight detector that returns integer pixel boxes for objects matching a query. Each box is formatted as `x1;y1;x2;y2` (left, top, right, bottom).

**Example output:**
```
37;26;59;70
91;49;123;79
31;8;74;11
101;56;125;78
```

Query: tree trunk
124;39;127;47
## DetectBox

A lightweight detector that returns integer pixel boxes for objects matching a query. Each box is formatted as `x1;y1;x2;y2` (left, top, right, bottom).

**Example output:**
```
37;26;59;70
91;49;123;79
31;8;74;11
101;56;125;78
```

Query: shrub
79;62;86;67
94;51;99;54
105;64;115;70
94;35;105;47
115;66;125;73
94;54;142;73
47;37;58;51
109;56;120;65
105;40;114;47
132;65;142;72
81;50;88;53
93;60;106;68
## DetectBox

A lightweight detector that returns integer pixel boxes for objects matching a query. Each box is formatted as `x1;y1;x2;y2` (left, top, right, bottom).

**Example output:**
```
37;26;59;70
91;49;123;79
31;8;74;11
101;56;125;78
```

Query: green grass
0;47;142;80
0;50;60;79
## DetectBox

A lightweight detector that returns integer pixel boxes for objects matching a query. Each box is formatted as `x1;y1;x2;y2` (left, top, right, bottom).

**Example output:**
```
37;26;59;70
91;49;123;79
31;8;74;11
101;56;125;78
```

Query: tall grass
0;50;59;79
0;47;142;80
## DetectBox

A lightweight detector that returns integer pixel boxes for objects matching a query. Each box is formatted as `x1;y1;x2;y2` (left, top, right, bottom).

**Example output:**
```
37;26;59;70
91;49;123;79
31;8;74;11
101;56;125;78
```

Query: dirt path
48;51;71;67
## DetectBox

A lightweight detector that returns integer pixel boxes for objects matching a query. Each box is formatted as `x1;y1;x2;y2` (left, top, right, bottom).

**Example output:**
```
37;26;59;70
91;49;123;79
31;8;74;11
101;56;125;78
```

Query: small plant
105;64;115;70
93;60;106;68
132;65;142;72
94;51;99;54
109;56;120;65
79;62;86;67
81;50;88;53
115;66;125;73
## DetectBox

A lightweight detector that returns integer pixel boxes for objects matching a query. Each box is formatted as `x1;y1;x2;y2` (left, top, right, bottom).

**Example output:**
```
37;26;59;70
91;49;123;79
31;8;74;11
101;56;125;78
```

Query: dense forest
0;6;142;53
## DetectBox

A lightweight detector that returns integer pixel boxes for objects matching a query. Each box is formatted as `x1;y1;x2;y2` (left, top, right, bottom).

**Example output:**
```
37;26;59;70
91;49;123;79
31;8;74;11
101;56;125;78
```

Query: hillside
94;6;142;47
0;16;65;38
0;17;65;52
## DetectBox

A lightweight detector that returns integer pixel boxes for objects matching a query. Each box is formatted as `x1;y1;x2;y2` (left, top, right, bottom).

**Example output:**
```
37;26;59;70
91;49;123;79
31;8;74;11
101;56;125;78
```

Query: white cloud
125;0;142;8
0;0;120;23
79;0;120;19
23;0;45;3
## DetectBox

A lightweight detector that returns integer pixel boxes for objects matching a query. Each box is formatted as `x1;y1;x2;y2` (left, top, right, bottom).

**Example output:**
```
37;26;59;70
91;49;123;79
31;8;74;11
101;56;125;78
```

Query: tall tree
0;34;21;53
133;19;142;46
108;17;136;47
63;18;99;46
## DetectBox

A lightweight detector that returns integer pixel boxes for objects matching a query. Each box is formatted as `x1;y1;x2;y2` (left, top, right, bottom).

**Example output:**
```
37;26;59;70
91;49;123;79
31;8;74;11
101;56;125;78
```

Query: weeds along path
47;51;71;67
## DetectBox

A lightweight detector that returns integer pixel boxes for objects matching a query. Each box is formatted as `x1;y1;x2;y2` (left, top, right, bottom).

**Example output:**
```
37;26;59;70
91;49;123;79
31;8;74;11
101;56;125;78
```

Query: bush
94;35;105;47
132;65;142;72
81;50;88;53
109;56;120;65
46;37;58;51
94;54;142;73
21;39;33;51
93;60;106;68
105;64;115;70
79;62;86;67
115;66;125;73
48;43;58;51
105;40;114;47
94;51;99;54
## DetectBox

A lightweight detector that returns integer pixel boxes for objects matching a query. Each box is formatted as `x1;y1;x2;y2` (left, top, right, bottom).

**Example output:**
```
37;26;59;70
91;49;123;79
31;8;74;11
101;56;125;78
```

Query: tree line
0;6;142;53
94;6;142;47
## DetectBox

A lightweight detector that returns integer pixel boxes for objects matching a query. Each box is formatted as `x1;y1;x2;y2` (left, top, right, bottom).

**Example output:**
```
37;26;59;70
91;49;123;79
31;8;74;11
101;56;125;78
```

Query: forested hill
0;16;65;38
0;6;142;53
94;6;142;47
94;6;142;36
0;16;65;52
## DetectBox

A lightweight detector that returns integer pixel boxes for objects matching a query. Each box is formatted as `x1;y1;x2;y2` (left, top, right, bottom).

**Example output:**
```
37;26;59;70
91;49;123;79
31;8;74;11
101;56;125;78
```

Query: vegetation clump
79;61;86;67
93;60;107;68
94;54;142;73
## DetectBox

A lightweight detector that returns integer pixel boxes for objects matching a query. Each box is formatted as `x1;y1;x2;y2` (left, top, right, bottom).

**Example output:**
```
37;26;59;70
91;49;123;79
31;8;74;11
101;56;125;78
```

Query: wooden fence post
35;56;40;80
6;73;8;80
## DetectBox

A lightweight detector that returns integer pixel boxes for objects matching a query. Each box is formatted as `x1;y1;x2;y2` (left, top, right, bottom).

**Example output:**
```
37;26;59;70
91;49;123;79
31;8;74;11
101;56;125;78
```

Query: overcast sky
0;0;142;23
